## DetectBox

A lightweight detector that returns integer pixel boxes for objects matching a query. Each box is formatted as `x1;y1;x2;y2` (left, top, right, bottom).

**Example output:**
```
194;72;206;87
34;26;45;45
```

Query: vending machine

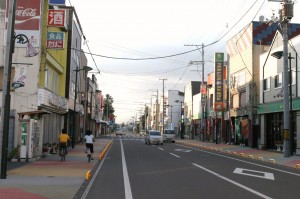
20;119;35;159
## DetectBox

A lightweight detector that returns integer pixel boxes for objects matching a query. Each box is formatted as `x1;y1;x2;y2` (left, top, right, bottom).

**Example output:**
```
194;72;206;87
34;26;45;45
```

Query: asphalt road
78;133;300;199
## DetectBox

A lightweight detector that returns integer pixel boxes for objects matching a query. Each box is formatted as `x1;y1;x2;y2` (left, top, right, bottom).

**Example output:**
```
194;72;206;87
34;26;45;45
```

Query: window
45;66;59;93
210;94;213;108
240;92;246;107
263;78;270;91
232;94;239;109
290;70;296;85
274;73;282;88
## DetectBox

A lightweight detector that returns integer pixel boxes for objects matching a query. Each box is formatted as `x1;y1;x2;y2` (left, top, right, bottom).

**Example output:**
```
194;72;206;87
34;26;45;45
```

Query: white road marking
174;149;192;152
176;144;300;177
120;140;133;199
193;163;272;199
158;147;164;151
81;141;112;199
170;153;181;158
233;168;274;180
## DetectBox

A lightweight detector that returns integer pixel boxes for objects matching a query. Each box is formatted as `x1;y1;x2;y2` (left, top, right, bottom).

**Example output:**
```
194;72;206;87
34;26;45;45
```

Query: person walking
84;130;95;160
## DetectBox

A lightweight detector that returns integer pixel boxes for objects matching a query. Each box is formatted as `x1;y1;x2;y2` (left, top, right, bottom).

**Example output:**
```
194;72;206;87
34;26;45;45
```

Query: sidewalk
0;136;112;199
177;139;300;169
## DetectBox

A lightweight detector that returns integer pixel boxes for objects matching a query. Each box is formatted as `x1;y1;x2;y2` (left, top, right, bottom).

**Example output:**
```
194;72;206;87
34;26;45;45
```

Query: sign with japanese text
48;9;66;27
5;0;41;47
46;32;64;49
214;52;224;111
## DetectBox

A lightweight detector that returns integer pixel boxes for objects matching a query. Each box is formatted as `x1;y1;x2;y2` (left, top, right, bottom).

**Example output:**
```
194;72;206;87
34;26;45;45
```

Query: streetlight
175;100;184;139
73;66;92;148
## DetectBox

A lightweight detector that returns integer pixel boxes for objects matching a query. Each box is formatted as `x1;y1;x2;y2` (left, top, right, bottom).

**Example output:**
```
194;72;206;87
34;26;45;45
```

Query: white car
139;130;146;136
163;129;175;143
145;130;163;145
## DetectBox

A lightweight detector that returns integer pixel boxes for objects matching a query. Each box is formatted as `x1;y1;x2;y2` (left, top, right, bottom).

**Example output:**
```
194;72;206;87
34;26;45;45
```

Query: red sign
48;9;66;27
7;0;41;30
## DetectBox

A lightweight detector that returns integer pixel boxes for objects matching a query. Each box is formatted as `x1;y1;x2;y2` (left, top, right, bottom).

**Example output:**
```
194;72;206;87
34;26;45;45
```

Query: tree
103;94;115;121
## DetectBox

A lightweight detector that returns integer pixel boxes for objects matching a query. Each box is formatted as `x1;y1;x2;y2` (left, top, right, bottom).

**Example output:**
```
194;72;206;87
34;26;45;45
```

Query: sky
67;0;300;124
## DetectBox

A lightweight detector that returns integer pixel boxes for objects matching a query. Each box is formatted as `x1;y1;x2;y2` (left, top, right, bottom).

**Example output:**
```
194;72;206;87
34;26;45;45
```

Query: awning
18;109;51;117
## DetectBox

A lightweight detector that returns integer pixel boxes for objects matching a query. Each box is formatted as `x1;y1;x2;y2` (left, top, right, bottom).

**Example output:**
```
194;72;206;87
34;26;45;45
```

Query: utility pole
1;0;16;179
160;79;167;134
186;44;206;141
281;0;293;157
260;0;293;156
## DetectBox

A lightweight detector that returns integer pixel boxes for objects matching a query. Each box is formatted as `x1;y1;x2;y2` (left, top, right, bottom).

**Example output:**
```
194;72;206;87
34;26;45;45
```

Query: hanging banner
241;119;249;139
12;67;27;89
235;117;241;140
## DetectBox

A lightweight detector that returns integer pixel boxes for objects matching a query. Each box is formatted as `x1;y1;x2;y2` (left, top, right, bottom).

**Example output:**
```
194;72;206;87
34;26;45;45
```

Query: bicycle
86;147;92;162
59;145;66;161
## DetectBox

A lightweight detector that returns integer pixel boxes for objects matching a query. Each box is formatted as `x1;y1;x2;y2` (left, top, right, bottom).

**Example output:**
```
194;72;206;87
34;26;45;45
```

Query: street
75;132;300;199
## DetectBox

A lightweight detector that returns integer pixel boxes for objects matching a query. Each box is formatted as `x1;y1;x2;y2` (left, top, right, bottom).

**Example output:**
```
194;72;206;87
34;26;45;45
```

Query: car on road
145;130;163;145
163;129;175;143
115;130;125;136
139;130;146;136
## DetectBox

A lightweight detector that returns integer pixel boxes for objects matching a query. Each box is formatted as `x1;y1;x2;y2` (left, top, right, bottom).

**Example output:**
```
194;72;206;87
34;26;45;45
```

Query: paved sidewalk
177;139;300;169
0;136;112;199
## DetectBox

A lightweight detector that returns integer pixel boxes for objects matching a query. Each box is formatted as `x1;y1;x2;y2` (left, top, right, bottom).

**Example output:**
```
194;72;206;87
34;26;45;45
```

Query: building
258;32;300;154
0;1;99;160
227;21;300;148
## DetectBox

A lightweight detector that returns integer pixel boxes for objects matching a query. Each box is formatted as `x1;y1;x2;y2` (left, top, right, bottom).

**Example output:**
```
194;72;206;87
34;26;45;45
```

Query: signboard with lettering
48;9;66;28
214;52;224;111
6;0;41;47
46;32;64;49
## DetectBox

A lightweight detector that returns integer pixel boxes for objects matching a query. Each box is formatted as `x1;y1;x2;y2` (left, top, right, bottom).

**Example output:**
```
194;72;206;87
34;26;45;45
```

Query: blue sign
49;0;65;5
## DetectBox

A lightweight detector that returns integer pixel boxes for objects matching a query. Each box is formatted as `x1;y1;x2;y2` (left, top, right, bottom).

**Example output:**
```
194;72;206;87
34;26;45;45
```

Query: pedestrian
84;130;95;160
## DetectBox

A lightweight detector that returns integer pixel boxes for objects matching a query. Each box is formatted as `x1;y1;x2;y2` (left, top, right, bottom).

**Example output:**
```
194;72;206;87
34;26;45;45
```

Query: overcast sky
67;0;300;123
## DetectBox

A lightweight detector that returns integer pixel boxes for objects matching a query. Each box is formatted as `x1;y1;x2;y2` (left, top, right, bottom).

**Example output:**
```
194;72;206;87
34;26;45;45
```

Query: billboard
6;0;41;47
214;52;224;112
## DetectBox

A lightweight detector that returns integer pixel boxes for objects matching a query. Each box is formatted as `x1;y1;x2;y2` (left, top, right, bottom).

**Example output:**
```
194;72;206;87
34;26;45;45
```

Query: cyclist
84;130;95;160
58;129;71;155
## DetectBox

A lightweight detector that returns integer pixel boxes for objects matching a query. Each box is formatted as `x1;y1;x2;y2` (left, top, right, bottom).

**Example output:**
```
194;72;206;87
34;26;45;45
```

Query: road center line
193;163;272;199
120;140;133;199
170;153;180;158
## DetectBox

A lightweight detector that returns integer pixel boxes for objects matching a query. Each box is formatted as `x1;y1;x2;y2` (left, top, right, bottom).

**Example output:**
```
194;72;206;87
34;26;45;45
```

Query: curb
177;140;300;169
85;139;113;180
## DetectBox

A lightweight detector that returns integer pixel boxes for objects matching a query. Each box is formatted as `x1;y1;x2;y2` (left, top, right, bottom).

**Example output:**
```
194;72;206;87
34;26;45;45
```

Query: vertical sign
214;52;224;111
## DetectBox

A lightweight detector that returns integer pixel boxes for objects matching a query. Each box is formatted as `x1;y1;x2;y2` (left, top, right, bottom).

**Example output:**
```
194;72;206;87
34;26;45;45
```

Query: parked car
145;130;163;145
163;129;175;143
